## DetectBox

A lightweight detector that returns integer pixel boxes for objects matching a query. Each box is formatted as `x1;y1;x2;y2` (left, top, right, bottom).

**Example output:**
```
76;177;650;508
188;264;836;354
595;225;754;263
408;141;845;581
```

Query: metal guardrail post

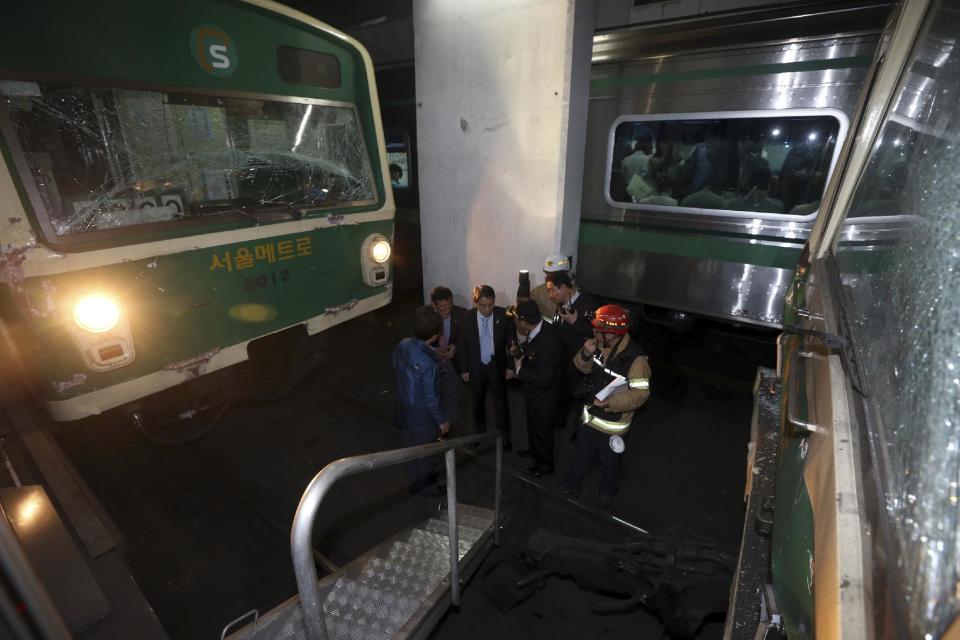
444;449;460;606
290;432;498;640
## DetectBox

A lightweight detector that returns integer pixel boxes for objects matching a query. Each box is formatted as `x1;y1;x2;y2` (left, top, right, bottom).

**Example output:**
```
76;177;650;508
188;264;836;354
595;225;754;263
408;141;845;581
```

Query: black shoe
560;486;579;497
516;449;533;458
524;466;542;477
540;467;554;476
597;493;613;510
502;440;513;453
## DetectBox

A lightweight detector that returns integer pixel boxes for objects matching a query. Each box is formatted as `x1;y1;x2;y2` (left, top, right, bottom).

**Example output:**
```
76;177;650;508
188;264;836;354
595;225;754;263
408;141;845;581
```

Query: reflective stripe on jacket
573;333;650;435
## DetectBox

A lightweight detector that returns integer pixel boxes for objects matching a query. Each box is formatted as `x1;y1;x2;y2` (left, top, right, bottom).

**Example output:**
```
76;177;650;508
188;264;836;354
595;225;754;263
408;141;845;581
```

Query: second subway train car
577;2;892;328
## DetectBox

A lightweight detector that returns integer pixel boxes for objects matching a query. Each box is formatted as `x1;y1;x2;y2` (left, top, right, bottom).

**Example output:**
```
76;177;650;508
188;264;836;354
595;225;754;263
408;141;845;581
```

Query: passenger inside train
609;116;840;216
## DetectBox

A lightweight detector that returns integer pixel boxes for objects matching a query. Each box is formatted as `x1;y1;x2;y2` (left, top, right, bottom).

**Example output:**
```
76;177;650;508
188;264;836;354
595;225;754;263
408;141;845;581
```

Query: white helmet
543;253;570;273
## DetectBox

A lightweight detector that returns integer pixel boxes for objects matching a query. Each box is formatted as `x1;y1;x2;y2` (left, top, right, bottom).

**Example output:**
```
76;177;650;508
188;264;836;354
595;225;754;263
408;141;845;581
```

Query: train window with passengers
0;79;375;243
607;111;845;218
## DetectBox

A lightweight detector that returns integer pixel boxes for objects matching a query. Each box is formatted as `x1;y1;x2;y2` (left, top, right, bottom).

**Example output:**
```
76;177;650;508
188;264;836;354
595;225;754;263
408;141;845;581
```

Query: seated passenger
729;167;784;214
637;173;678;206
739;140;770;193
777;144;816;211
787;174;826;216
679;179;727;210
621;136;653;183
390;163;404;188
788;200;820;216
626;172;655;202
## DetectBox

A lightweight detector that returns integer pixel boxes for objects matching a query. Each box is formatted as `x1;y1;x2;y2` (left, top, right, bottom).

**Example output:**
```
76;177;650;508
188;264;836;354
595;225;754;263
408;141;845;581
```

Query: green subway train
0;0;395;422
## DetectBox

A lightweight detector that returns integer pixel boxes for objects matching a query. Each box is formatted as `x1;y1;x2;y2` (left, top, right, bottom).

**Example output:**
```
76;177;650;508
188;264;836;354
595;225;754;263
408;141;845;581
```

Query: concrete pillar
413;0;594;306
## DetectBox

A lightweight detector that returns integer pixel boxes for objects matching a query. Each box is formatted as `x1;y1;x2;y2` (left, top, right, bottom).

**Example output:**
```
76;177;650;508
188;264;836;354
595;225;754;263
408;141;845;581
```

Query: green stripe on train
22;219;393;400
591;55;872;90
579;221;801;269
771;437;816;639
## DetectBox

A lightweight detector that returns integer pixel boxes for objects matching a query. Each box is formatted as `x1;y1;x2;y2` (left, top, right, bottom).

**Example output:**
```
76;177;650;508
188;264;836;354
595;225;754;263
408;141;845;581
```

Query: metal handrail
0;502;72;640
291;432;503;640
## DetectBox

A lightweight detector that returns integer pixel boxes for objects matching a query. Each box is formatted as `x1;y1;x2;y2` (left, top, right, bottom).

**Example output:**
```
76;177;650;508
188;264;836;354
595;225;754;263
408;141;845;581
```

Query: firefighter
562;304;650;509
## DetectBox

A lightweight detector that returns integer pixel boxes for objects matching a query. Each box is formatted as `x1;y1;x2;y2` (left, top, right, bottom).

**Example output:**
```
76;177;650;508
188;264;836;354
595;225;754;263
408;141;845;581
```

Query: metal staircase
223;433;503;640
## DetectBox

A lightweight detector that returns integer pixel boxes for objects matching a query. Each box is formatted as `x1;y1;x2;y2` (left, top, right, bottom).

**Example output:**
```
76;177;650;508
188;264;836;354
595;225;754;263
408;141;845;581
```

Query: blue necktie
481;316;492;365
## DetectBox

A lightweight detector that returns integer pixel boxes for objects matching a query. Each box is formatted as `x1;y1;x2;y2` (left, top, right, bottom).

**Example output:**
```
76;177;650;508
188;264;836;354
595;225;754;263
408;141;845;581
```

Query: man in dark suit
457;285;516;451
511;300;564;477
418;286;465;430
546;271;599;434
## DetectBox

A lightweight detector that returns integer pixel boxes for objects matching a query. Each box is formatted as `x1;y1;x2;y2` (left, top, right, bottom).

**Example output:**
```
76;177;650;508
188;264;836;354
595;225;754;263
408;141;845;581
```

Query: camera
508;338;527;359
559;304;595;321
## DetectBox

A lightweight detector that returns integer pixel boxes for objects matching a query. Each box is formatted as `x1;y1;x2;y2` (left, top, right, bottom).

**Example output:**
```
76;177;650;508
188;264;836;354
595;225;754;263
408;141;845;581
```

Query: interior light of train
370;238;391;263
808;132;818;141
771;128;781;136
74;294;121;333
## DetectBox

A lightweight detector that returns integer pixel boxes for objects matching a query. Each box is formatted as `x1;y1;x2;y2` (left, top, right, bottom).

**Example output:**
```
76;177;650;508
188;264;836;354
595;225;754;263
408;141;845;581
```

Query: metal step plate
225;504;497;640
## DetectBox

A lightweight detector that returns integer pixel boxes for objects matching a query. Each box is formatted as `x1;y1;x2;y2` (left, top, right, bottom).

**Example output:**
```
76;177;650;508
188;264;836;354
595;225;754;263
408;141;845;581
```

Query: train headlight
74;294;121;333
370;238;391;263
360;234;391;286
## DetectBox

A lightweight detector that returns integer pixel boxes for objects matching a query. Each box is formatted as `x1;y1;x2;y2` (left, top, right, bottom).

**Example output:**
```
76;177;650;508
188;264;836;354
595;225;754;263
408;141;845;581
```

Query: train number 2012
243;270;291;291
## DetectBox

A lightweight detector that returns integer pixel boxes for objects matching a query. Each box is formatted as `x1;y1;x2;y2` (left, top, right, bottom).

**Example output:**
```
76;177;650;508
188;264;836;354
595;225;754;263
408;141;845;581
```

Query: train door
383;125;422;297
775;0;960;636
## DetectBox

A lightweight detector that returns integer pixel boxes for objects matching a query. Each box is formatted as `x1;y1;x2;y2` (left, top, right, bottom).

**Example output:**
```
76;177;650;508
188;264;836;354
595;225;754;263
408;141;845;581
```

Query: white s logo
209;44;230;69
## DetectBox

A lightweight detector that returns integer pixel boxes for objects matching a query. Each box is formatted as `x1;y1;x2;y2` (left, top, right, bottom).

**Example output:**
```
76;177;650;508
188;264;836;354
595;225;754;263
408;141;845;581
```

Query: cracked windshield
1;80;375;236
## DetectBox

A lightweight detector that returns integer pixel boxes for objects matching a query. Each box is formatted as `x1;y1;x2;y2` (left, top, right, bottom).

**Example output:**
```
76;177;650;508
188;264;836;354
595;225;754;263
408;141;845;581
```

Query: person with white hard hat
529;253;570;320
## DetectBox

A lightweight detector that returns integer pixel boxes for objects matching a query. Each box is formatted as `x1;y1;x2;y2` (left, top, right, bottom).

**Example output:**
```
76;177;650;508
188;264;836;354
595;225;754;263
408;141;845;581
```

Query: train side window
385;127;412;189
606;112;845;220
276;46;341;89
0;81;375;242
830;3;960;635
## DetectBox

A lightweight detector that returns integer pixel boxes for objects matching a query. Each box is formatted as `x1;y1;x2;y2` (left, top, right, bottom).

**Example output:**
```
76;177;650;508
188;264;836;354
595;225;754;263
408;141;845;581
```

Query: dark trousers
525;391;558;471
554;364;584;432
470;362;510;441
564;421;623;497
438;360;460;425
403;426;438;494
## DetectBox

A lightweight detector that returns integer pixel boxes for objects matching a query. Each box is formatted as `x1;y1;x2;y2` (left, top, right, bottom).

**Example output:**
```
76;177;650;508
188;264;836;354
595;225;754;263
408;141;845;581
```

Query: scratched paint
164;347;222;380
52;373;87;395
323;299;359;315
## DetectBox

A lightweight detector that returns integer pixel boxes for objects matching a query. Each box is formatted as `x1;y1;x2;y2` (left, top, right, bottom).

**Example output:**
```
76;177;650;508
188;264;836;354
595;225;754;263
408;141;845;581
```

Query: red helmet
591;304;629;335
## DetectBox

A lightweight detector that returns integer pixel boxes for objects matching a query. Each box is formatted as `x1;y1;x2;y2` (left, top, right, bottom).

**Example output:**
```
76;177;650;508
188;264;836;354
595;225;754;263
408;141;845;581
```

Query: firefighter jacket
573;334;651;435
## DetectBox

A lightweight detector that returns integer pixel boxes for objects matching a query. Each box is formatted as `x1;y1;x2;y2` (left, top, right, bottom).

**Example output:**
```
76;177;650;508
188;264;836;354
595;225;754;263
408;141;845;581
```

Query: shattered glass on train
0;81;375;236
834;6;960;637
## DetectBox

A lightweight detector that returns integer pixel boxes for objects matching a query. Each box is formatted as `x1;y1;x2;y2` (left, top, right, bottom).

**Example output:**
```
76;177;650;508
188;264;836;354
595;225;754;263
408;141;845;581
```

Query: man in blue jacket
393;308;451;495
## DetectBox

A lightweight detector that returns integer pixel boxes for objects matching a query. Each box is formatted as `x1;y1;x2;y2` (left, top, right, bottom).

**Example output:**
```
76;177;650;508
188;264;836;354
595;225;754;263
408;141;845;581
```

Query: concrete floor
49;293;771;639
